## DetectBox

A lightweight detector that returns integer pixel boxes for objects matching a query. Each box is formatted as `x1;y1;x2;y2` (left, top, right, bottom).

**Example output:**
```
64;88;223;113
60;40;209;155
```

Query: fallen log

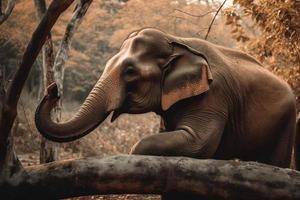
0;155;299;199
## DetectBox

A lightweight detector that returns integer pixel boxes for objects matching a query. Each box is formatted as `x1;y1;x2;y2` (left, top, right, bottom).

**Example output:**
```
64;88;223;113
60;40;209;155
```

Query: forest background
0;0;299;199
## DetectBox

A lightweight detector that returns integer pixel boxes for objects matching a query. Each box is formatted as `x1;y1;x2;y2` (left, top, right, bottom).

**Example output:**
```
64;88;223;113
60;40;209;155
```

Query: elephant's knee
130;139;154;155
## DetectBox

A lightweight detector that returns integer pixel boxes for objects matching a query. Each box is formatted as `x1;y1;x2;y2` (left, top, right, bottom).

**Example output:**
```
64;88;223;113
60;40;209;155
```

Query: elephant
35;28;297;170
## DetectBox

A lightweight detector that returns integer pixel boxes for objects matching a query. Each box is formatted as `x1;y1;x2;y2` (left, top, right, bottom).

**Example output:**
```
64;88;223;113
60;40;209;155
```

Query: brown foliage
225;0;300;109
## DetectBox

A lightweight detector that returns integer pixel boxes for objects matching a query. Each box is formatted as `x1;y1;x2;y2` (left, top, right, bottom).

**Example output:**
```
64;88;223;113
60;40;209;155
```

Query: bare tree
0;0;15;25
34;0;59;164
33;0;92;164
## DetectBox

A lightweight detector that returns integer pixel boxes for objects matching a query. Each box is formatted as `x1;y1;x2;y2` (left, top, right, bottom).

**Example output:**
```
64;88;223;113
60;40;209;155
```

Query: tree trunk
34;0;59;164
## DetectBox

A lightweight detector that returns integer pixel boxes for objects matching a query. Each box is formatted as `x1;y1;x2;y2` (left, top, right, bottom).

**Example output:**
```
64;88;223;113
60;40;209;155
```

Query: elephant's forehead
104;48;140;73
104;29;173;73
104;49;128;72
122;30;173;58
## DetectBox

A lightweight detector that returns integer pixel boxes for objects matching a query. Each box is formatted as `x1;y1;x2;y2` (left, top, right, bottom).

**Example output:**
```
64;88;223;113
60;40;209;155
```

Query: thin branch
0;0;15;25
196;27;212;35
205;0;227;40
174;8;217;18
0;155;300;199
171;15;202;27
54;0;93;96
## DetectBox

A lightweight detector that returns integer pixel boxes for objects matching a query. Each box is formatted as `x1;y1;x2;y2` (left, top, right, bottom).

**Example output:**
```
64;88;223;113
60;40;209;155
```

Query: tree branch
174;8;217;18
171;16;203;27
34;0;59;164
0;0;15;25
54;0;93;96
0;155;300;199
205;0;227;40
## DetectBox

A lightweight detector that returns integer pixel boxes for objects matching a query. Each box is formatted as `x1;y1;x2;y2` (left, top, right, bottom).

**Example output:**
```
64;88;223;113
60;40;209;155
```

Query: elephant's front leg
130;127;223;200
130;127;222;158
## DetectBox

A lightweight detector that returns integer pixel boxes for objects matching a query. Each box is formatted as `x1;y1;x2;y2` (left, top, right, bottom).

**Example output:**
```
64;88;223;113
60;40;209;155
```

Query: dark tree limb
0;0;75;179
0;155;300;199
205;0;227;40
0;0;15;25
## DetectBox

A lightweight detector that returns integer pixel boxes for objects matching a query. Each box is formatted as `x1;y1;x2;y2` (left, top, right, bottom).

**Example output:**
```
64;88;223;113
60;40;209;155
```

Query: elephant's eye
123;66;139;82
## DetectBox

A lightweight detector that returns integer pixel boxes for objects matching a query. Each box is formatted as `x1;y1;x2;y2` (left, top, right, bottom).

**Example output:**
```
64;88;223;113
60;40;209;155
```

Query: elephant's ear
161;44;213;110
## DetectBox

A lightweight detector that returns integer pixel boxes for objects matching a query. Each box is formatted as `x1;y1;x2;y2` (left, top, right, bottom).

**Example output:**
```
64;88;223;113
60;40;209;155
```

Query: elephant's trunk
35;73;121;143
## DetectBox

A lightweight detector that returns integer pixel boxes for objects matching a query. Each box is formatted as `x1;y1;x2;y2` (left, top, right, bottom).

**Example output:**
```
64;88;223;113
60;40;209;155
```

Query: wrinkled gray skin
36;28;297;199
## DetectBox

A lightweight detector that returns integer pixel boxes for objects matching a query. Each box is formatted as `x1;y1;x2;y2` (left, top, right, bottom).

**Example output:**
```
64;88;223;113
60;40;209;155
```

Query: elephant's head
35;28;213;142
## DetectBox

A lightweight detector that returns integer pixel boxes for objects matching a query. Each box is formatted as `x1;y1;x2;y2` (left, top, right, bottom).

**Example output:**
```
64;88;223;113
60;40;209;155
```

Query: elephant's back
172;36;263;73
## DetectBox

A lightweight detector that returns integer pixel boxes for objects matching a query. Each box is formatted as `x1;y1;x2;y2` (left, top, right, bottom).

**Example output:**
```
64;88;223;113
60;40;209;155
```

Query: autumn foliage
225;0;300;110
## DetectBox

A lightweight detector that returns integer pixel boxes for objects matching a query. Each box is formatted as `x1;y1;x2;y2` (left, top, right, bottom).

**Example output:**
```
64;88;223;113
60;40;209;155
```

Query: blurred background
0;0;299;199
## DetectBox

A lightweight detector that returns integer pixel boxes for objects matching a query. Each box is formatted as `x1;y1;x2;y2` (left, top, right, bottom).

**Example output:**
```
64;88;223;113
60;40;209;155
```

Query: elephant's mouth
110;93;140;122
111;109;123;122
110;94;131;122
